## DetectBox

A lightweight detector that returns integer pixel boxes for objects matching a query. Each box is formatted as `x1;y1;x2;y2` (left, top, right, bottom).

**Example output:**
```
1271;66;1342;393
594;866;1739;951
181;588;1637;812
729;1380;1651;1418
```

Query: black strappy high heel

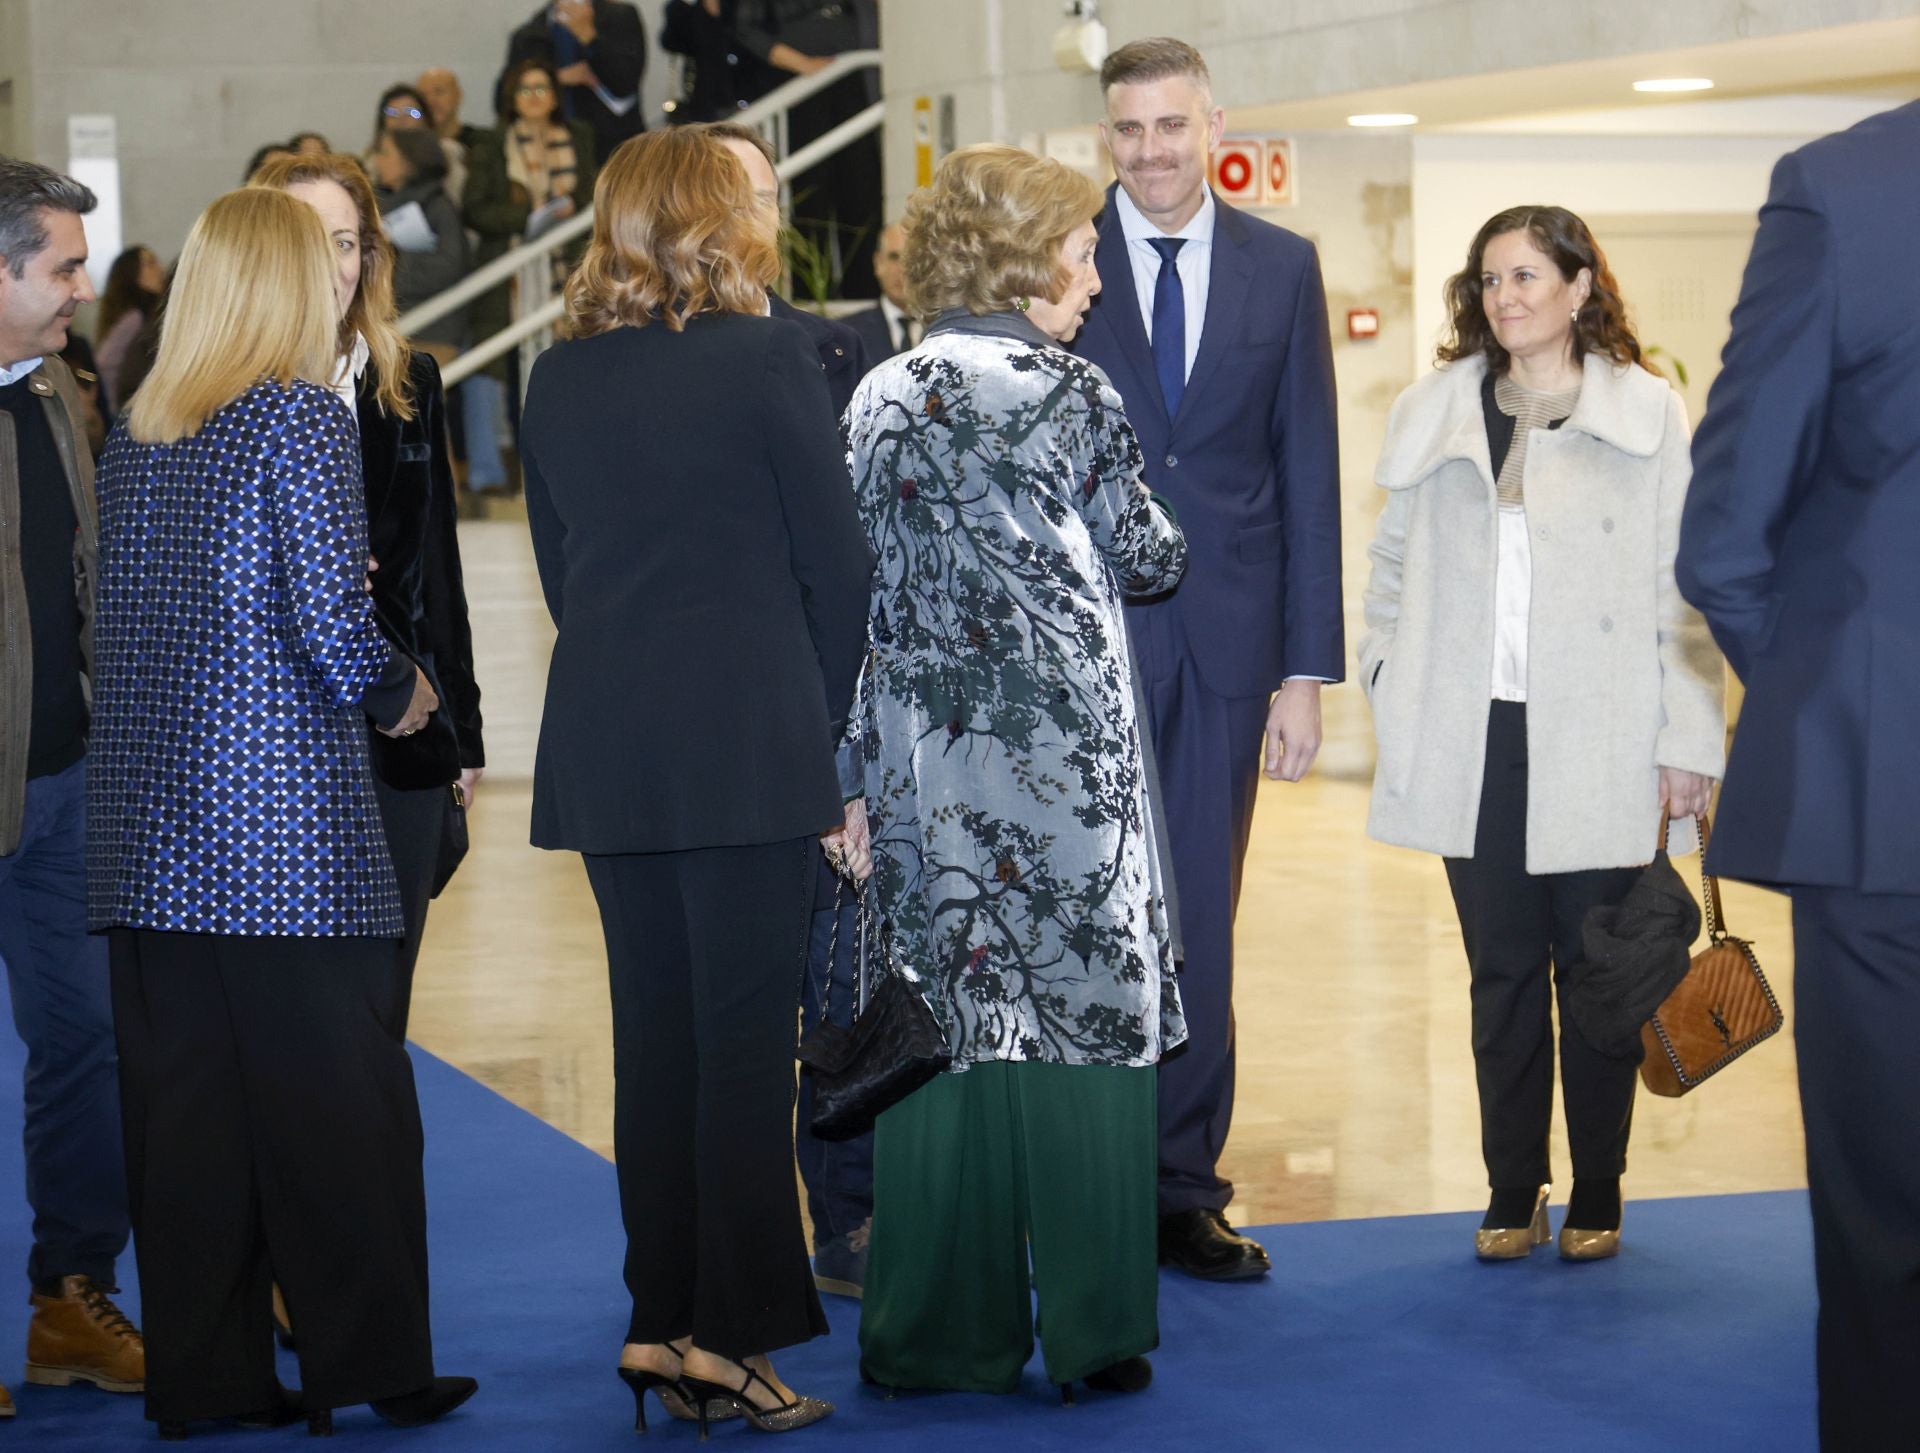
619;1341;741;1431
618;1365;693;1434
680;1362;833;1438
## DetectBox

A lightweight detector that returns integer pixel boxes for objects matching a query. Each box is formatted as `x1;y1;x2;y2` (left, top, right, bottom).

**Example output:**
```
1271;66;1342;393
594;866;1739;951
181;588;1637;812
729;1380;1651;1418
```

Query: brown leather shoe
24;1275;145;1393
0;1380;14;1417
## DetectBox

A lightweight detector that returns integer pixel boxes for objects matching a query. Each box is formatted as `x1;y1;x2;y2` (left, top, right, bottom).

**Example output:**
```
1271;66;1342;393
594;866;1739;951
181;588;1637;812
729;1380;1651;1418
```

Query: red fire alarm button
1347;308;1380;341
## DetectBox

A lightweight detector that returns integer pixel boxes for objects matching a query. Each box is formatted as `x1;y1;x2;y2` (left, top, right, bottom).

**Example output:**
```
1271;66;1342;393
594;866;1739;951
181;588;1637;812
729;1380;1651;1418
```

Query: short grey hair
0;157;97;278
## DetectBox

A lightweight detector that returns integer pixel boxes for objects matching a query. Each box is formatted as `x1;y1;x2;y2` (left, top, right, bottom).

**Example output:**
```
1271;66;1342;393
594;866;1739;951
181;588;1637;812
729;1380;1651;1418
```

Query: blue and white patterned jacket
88;379;404;937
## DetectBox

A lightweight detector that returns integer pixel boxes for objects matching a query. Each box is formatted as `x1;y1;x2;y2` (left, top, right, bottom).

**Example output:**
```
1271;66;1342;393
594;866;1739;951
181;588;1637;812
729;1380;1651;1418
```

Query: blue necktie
1149;236;1187;419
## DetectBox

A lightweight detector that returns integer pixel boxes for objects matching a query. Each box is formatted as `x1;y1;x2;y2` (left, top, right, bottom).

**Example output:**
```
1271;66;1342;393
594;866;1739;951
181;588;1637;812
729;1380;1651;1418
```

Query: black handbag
428;781;469;899
796;878;951;1142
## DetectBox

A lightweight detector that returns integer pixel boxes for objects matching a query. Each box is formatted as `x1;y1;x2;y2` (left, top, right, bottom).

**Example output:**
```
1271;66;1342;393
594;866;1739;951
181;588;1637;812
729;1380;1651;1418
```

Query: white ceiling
1227;15;1920;135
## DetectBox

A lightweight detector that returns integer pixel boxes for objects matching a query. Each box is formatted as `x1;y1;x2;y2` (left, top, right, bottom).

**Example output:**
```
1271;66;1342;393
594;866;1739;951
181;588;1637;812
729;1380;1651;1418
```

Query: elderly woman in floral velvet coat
844;144;1187;1403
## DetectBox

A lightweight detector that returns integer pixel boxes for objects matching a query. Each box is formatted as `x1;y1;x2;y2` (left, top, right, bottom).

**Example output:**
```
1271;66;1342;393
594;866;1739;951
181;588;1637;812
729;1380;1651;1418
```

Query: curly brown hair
902;144;1101;320
1437;205;1654;376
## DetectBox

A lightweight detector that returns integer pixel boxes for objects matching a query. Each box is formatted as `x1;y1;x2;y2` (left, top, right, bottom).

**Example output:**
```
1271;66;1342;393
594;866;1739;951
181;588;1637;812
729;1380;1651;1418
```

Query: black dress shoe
1157;1209;1271;1281
1083;1356;1153;1393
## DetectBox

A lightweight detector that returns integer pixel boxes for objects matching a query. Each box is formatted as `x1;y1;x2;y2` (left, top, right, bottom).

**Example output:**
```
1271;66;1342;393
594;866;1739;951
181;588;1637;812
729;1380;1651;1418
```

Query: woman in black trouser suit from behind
520;127;873;1436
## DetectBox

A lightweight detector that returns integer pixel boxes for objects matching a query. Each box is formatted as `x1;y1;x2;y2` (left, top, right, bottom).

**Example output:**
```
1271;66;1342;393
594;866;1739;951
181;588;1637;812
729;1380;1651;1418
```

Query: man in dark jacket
708;121;876;1297
503;0;648;158
0;156;144;1417
1677;100;1920;1450
841;222;913;363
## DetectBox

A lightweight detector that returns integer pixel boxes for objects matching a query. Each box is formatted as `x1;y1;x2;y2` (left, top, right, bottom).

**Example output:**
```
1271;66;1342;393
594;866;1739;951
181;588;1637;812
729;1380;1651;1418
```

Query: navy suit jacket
1677;101;1920;895
1073;185;1342;697
842;304;901;367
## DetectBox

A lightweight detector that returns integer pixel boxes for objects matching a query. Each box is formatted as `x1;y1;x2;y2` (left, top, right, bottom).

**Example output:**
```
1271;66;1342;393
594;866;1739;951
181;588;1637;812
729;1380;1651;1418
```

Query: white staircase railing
395;50;883;391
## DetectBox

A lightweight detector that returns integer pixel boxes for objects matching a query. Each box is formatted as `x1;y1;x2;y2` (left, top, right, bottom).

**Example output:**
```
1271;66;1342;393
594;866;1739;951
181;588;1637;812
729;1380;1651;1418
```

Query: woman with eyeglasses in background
462;58;597;472
368;85;467;205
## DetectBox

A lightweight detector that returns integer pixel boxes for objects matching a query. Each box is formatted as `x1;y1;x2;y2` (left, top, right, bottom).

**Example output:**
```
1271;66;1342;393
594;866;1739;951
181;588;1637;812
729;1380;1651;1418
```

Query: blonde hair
564;128;778;337
126;189;338;444
902;145;1101;320
248;151;415;421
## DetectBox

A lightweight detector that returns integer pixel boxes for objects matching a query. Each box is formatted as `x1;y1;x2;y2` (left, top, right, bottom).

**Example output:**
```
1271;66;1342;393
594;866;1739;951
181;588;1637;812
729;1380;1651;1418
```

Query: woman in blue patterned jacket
88;188;474;1438
846;145;1188;1403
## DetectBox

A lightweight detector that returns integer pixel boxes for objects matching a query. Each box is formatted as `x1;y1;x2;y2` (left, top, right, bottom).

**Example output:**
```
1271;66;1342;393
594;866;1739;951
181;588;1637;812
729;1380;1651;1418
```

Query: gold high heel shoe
1558;1224;1622;1261
1475;1185;1550;1261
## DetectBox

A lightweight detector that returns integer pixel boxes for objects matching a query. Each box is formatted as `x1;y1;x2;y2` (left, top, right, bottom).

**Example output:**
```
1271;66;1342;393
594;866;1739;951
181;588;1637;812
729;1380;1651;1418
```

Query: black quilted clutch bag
797;882;951;1141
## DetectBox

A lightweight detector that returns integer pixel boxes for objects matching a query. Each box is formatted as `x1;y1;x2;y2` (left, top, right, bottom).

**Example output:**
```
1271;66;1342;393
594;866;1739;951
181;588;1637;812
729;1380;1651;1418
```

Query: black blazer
768;293;871;417
357;351;485;790
504;1;648;152
520;312;874;854
841;304;900;366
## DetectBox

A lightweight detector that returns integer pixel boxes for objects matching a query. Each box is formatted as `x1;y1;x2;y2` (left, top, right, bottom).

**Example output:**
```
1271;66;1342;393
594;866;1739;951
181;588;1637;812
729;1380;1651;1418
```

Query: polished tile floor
410;520;1806;1229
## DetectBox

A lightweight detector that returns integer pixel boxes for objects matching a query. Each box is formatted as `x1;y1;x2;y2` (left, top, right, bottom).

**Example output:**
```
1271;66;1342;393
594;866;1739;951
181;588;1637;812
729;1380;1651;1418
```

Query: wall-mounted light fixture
1632;78;1715;93
1054;0;1108;76
1346;113;1419;127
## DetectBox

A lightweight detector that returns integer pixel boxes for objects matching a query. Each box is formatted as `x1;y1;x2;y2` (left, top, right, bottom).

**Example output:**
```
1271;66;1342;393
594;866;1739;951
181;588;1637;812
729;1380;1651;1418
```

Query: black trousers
110;928;434;1423
1792;886;1920;1450
369;773;448;1043
583;838;827;1362
1443;702;1641;1190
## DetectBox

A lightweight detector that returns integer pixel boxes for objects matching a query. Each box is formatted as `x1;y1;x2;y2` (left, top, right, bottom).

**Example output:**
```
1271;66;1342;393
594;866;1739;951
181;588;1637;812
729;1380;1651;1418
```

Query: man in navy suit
1676;100;1920;1449
710;121;879;1298
1073;37;1342;1281
842;223;914;364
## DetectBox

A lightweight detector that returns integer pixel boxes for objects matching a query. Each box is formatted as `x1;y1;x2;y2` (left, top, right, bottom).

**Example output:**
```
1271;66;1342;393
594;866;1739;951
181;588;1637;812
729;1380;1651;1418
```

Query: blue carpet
0;1025;1818;1450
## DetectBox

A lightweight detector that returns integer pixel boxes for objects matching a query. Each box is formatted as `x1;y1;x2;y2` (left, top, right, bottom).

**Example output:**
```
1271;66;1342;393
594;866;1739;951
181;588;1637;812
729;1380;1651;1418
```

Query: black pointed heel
306;1409;333;1436
617;1365;696;1434
1058;1382;1075;1407
366;1376;478;1428
680;1365;833;1436
155;1384;321;1441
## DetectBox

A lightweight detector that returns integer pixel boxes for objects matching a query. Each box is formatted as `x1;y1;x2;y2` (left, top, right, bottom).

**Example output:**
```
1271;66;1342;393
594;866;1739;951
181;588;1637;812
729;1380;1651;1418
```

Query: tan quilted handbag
1639;813;1785;1098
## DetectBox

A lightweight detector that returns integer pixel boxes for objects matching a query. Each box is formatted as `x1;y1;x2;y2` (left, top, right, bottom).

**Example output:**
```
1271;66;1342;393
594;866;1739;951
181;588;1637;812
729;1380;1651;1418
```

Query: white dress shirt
0;357;43;387
1115;184;1213;383
879;296;917;353
327;333;371;419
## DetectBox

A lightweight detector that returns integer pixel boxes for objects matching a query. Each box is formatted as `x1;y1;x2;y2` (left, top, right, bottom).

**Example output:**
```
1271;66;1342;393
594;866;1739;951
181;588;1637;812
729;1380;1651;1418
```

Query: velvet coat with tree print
843;317;1189;1070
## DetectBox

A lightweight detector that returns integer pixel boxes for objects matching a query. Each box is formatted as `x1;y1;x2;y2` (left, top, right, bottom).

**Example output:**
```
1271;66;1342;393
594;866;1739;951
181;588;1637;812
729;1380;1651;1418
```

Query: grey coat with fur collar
1358;351;1726;874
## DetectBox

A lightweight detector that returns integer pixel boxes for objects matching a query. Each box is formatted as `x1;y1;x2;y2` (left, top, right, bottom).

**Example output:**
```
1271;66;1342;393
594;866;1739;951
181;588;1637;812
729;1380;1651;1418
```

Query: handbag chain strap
1658;808;1732;944
816;871;878;1026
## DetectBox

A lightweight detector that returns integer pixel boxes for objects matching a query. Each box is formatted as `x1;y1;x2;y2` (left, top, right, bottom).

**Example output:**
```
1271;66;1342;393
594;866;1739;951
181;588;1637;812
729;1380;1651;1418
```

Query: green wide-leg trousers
858;1061;1159;1392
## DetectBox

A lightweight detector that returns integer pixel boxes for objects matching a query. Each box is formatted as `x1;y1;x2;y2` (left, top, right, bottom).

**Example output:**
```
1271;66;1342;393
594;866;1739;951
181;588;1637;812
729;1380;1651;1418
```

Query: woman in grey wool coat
1359;205;1726;1264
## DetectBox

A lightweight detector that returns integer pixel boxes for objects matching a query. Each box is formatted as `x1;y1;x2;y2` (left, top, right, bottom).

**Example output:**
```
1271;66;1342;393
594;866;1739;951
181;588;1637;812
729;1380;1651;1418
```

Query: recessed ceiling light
1346;113;1419;127
1633;78;1714;93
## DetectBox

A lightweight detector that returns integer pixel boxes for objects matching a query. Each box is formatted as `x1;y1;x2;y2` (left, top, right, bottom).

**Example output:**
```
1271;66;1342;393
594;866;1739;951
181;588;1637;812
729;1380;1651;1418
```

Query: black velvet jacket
357;351;485;789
